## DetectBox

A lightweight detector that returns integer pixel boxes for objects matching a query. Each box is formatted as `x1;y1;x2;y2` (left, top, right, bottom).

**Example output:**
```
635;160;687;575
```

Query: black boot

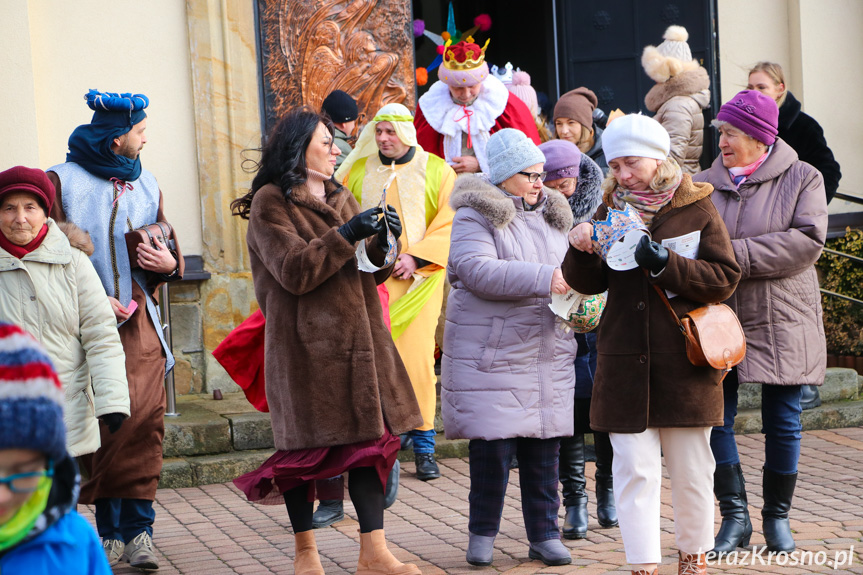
593;432;618;528
800;385;821;410
414;453;441;481
710;463;752;554
311;499;344;528
762;468;797;553
560;434;588;539
383;459;400;509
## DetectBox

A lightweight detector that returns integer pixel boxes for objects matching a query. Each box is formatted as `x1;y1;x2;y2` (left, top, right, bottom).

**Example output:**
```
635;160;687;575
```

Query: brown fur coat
246;181;422;451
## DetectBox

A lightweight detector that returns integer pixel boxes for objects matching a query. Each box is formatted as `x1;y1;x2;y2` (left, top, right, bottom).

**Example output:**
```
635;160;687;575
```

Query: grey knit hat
487;128;546;185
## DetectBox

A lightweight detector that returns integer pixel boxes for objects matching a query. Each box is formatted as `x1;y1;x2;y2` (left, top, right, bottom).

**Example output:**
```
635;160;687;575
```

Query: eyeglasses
0;460;54;494
547;178;576;193
517;171;548;183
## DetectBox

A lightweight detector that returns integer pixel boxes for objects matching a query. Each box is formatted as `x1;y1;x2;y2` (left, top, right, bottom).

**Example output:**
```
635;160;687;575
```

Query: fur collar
570;155;604;224
284;180;348;223
644;67;710;112
450;174;573;231
778;91;802;131
602;173;713;223
57;222;94;256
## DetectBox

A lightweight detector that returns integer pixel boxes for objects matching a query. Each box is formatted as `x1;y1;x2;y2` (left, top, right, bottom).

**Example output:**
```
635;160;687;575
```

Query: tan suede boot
356;530;421;575
294;531;325;575
678;552;707;575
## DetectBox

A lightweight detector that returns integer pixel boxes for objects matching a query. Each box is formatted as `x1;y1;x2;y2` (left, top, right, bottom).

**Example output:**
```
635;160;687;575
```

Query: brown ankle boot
679;552;707;575
356;530;421;575
631;569;658;575
294;531;325;575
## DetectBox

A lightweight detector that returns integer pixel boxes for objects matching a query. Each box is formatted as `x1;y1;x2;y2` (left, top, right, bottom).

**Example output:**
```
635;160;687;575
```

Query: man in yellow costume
337;103;455;481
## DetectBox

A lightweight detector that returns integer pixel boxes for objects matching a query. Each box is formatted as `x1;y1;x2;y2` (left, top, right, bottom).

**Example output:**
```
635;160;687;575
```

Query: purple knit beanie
716;90;779;145
538;140;582;181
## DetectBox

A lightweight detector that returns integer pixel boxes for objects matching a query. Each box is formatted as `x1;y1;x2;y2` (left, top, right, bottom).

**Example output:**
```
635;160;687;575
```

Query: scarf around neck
0;224;49;259
0;476;52;553
66;117;144;182
611;163;682;226
727;147;771;189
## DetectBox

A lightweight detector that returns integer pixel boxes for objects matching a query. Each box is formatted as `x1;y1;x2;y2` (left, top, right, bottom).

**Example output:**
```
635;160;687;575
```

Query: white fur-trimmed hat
601;114;670;162
642;25;696;83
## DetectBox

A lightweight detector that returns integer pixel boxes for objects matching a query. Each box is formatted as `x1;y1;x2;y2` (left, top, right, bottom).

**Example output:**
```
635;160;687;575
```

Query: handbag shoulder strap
645;270;687;336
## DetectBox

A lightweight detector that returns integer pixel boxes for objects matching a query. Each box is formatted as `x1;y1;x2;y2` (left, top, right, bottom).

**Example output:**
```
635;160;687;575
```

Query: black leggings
283;466;385;533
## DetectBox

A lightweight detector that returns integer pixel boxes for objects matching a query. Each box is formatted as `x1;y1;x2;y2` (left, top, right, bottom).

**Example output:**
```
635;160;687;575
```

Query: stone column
185;0;263;392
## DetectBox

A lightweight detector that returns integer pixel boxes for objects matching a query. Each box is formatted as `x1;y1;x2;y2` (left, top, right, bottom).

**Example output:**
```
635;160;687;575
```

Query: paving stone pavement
84;427;863;574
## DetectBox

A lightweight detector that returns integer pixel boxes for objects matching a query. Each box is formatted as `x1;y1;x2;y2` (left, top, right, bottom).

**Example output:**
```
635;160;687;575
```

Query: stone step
738;367;861;409
158;368;863;488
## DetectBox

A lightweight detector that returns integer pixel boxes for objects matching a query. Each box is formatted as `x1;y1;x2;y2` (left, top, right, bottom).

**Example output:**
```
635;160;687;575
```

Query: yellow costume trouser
387;275;445;431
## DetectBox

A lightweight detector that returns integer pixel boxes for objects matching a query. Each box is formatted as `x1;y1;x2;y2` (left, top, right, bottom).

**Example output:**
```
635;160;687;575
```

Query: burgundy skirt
234;430;400;505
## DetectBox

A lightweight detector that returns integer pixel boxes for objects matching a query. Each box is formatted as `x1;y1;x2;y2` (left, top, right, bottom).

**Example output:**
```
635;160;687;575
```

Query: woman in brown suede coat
563;114;740;575
230;108;422;575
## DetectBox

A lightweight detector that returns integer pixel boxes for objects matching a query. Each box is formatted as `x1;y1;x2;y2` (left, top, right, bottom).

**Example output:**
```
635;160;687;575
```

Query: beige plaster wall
0;0;40;167
0;0;204;254
718;0;862;212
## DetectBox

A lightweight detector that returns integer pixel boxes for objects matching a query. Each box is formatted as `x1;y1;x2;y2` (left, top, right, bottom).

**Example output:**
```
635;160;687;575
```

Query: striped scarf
611;163;682;226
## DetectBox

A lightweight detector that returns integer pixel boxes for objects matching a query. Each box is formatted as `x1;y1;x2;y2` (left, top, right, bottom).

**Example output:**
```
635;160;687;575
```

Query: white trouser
610;427;715;565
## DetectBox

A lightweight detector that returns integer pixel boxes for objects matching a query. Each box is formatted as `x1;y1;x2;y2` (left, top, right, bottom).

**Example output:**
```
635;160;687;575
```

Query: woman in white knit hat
642;25;711;175
563;114;741;575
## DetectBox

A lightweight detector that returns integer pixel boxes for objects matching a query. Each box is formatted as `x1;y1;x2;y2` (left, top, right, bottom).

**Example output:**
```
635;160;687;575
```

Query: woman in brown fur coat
642;25;711;174
230;108;423;575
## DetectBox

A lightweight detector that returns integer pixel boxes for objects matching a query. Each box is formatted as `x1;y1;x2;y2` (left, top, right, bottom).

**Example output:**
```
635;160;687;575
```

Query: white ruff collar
417;77;510;174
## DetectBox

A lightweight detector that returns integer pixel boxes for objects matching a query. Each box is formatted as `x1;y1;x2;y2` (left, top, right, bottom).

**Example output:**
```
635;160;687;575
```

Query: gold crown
442;36;491;71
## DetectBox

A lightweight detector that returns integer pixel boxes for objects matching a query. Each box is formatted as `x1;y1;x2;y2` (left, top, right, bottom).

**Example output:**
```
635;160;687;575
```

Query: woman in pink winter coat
694;90;828;556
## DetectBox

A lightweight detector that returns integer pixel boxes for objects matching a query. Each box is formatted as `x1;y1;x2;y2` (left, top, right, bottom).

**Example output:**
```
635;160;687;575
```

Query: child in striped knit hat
0;323;111;573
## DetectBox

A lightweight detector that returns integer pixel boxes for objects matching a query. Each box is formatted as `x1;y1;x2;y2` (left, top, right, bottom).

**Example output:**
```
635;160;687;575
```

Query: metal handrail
834;192;863;206
819;244;863;308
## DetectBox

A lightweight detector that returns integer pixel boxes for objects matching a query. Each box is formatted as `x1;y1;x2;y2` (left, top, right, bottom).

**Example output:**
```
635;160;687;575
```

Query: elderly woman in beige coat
693;90;828;556
642;25;711;174
0;166;129;458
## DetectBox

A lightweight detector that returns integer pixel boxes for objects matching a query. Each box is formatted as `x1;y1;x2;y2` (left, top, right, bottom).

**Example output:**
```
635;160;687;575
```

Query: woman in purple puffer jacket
441;128;578;568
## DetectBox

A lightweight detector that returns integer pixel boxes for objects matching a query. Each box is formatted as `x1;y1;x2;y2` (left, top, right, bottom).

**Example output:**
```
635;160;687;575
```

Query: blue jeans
95;498;155;542
709;368;804;474
409;428;436;454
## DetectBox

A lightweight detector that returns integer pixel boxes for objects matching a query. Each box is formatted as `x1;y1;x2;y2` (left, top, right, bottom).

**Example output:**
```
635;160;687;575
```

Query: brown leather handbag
651;283;746;381
124;222;176;268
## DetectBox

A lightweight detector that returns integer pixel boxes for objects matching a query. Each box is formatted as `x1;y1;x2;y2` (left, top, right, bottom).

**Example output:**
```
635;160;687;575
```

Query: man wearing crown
415;37;540;175
47;90;183;570
335;103;456;483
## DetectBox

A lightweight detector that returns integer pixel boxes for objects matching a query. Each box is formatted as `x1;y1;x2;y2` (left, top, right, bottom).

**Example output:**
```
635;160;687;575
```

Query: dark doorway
412;0;558;102
555;0;720;163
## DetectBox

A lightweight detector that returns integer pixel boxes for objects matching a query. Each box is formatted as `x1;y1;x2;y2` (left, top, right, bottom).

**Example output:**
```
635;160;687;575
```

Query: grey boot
528;538;572;566
466;533;495;566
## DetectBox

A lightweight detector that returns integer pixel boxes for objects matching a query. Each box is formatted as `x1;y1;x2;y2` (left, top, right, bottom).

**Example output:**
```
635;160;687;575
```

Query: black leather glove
378;205;402;250
337;207;383;244
634;235;669;275
99;413;127;434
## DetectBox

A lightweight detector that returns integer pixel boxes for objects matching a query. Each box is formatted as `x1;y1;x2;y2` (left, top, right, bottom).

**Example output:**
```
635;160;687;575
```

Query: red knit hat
0;166;56;214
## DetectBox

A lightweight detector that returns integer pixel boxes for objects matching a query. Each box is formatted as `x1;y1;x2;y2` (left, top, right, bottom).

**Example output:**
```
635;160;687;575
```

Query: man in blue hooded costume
47;90;184;571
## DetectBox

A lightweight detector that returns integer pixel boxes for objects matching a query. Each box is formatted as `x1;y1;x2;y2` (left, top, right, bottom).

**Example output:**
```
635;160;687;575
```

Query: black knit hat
321;90;358;123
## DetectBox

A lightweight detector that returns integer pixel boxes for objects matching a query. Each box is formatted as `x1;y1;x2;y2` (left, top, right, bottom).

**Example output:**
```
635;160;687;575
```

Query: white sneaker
122;531;160;570
102;538;124;566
